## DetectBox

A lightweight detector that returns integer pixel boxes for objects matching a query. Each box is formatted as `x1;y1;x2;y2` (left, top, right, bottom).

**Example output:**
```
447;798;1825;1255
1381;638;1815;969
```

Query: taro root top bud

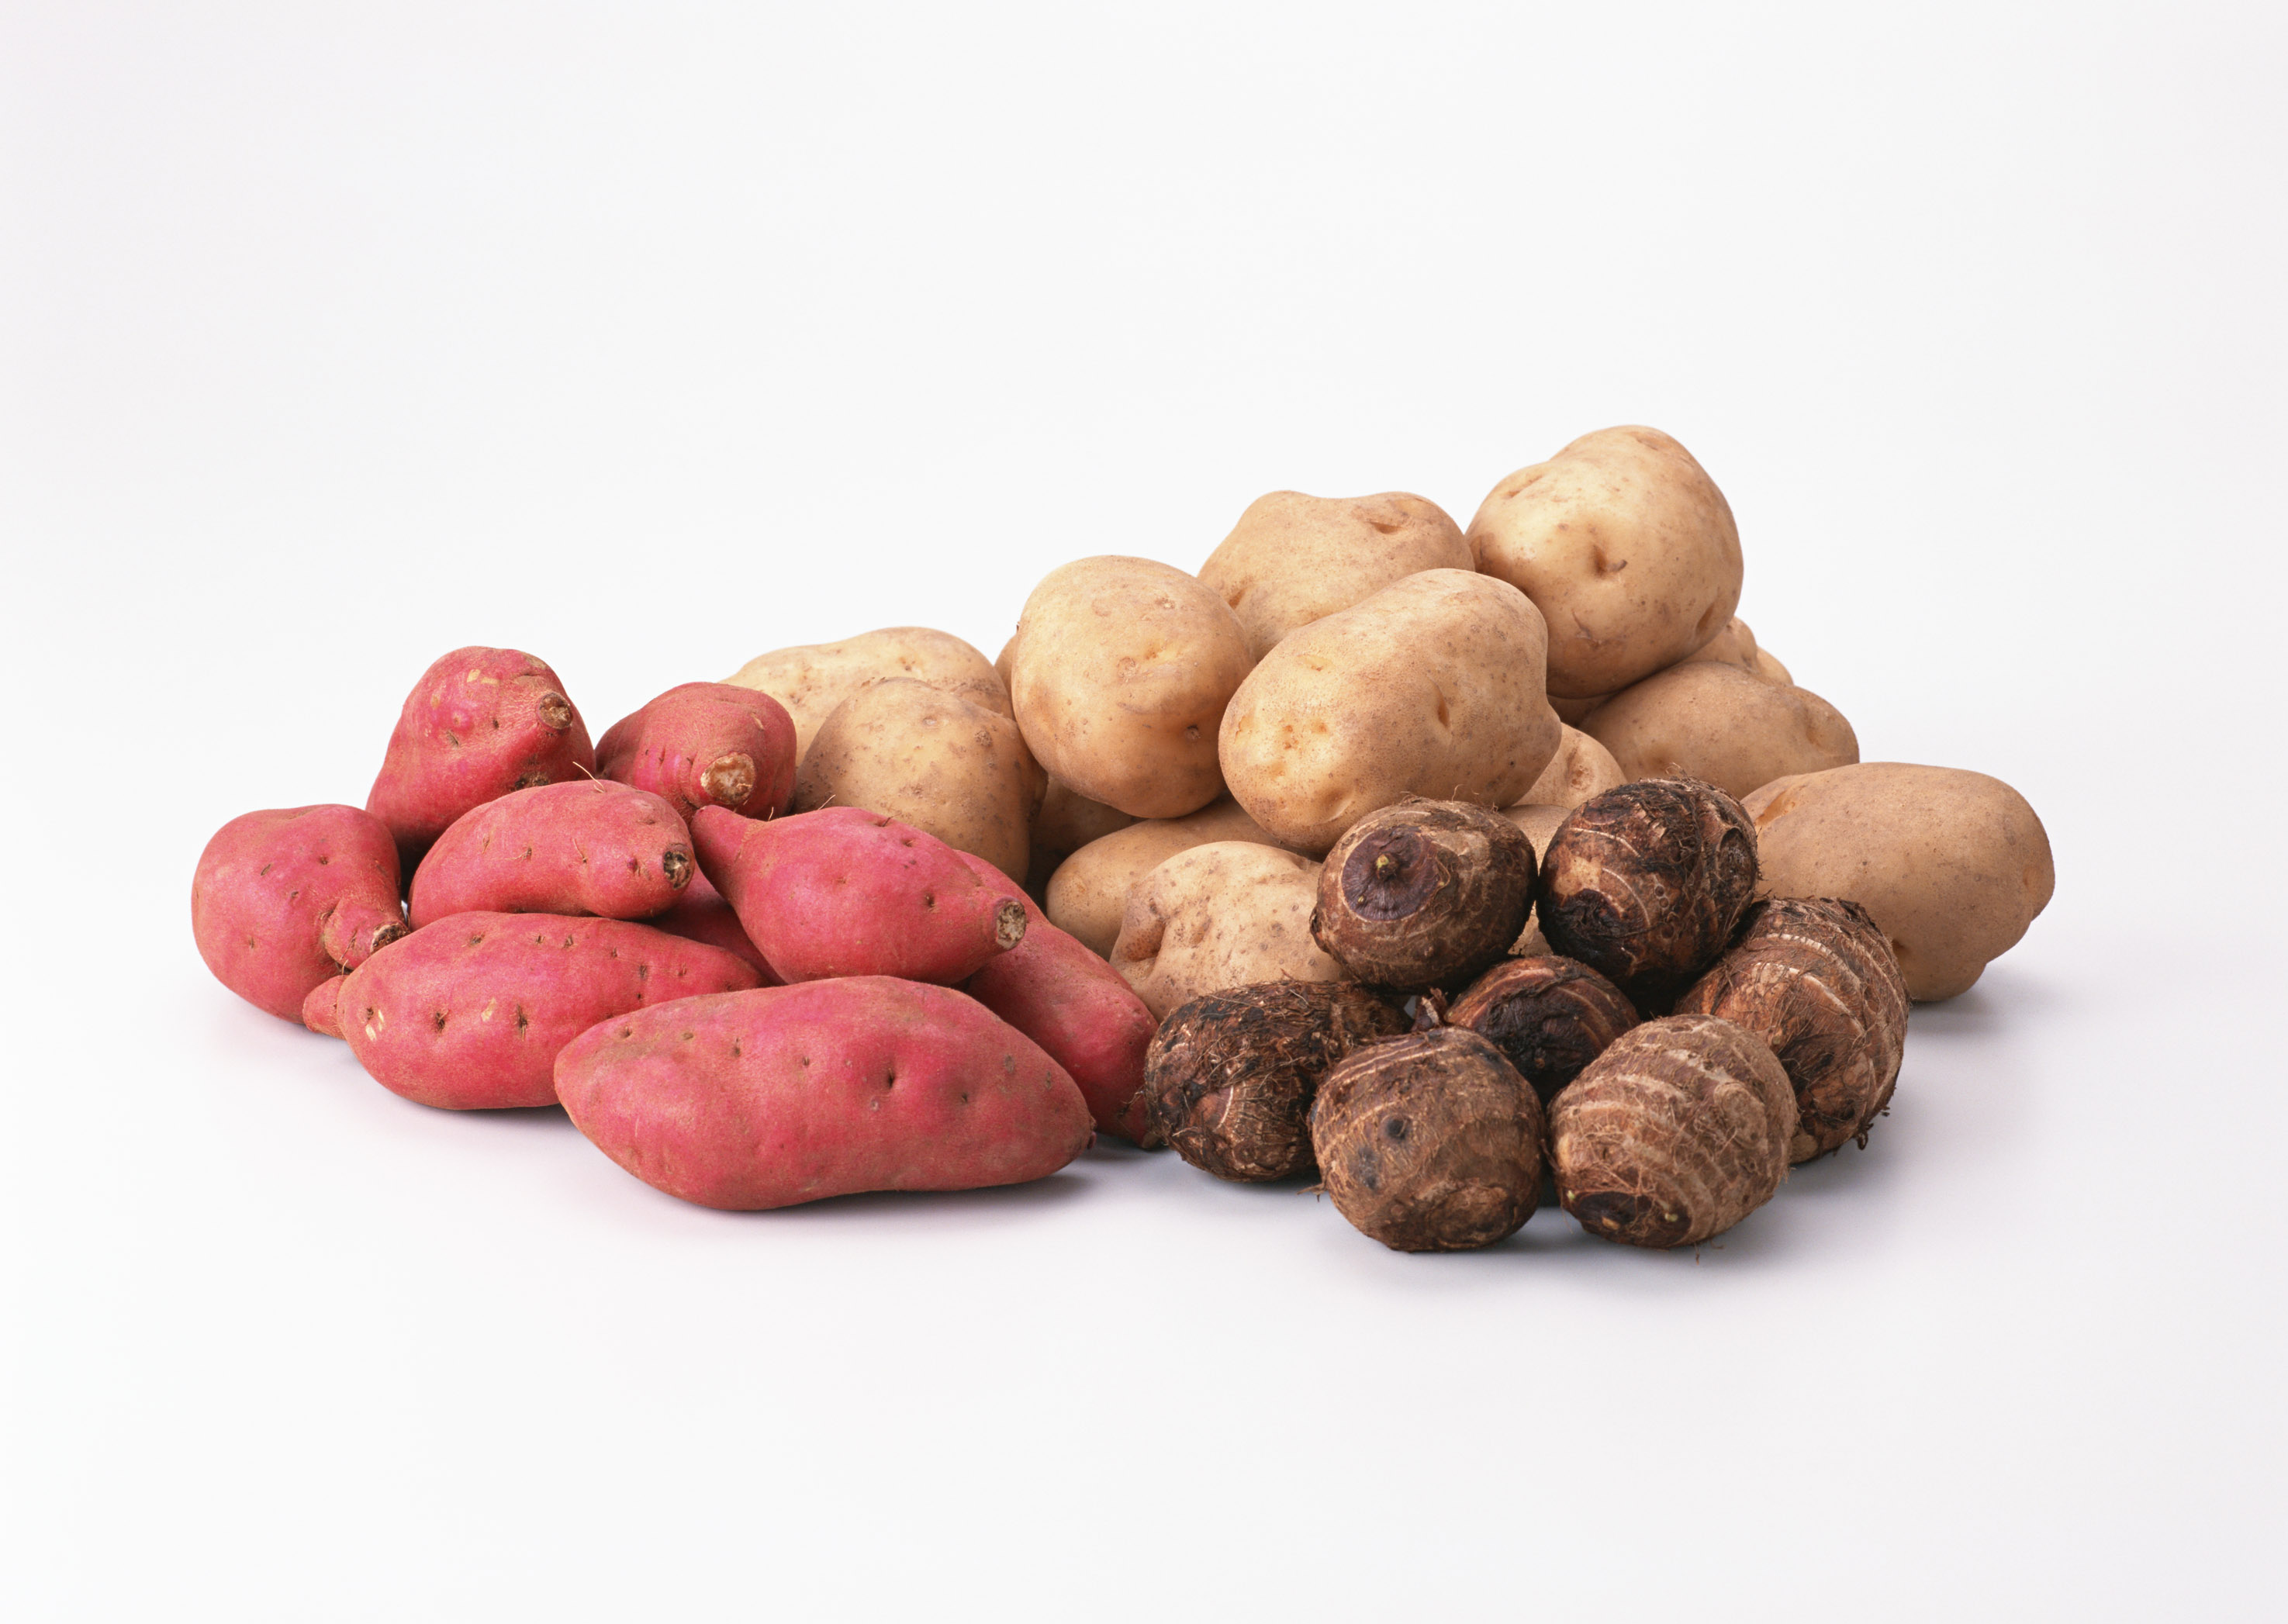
1448;954;1639;1101
1534;777;1757;1010
1309;1028;1545;1252
1550;1014;1795;1248
1142;980;1408;1182
1309;799;1537;990
1675;897;1909;1161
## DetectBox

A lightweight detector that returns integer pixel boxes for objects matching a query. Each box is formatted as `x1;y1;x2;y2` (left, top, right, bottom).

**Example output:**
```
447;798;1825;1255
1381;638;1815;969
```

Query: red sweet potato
691;804;1026;984
644;866;783;983
407;779;694;928
303;976;345;1038
192;804;409;1021
952;850;1158;1141
366;647;595;863
596;682;798;822
338;912;760;1109
555;977;1094;1209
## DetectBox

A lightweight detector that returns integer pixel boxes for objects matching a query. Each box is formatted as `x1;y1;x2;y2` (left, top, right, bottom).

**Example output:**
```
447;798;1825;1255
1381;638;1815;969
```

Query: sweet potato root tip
700;752;756;808
663;849;693;890
537;692;573;731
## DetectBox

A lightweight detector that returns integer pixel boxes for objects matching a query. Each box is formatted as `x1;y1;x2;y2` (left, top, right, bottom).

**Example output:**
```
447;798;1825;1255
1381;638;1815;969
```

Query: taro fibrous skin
1550;1014;1795;1248
1535;777;1757;1010
1447;954;1640;1102
1310;799;1537;990
1674;897;1910;1161
1310;1028;1544;1252
1142;980;1408;1181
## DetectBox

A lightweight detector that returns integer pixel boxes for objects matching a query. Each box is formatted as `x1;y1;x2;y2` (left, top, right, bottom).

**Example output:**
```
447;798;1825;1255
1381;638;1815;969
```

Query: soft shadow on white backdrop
3;4;2282;1619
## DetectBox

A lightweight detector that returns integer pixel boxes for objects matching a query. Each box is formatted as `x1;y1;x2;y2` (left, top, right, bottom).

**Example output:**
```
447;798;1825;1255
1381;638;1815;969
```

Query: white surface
5;4;2283;1619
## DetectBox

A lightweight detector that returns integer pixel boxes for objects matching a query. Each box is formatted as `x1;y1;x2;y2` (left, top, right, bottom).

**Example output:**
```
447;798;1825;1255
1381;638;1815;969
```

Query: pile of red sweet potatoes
192;648;1148;1209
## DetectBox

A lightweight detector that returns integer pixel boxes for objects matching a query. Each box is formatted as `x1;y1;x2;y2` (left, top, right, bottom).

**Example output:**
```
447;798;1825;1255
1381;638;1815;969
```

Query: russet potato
1581;662;1858;801
1110;841;1343;1020
1044;797;1284;957
1198;490;1471;661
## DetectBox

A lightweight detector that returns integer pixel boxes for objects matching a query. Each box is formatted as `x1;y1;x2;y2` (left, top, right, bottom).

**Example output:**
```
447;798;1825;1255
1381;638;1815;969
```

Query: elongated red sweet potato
338;912;759;1109
366;647;595;863
407;780;694;927
951;850;1158;1141
192;804;408;1021
555;977;1093;1209
691;804;1026;984
643;866;782;983
596;682;798;822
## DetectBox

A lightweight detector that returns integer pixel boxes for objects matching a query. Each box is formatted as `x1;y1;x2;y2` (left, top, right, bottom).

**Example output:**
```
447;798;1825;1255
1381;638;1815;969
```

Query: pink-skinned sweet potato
555;977;1094;1210
366;647;595;864
951;850;1158;1142
192;804;409;1021
644;866;783;984
596;682;798;822
691;804;1027;985
303;975;346;1038
407;779;694;928
339;911;760;1109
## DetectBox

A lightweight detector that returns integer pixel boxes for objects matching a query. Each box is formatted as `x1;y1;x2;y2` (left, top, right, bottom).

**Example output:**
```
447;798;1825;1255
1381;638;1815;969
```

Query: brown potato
791;679;1034;880
724;627;1012;763
1581;662;1858;801
1044;797;1282;957
1467;426;1742;698
1197;490;1472;660
1218;568;1562;855
1009;557;1254;820
1110;841;1344;1020
1744;763;2055;1001
1518;724;1626;810
1023;779;1138;896
1495;803;1569;954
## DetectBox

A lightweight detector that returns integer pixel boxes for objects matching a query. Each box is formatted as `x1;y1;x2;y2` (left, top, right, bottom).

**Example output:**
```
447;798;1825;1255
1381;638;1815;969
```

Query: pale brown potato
1023;779;1139;897
1581;662;1858;802
1744;763;2055;1001
1754;647;1792;685
1110;841;1344;1020
724;627;1011;762
1550;693;1609;726
1467;426;1743;699
1197;491;1473;660
1009;557;1254;820
1044;798;1282;957
1218;568;1561;855
1518;725;1626;810
791;679;1035;880
1678;615;1792;686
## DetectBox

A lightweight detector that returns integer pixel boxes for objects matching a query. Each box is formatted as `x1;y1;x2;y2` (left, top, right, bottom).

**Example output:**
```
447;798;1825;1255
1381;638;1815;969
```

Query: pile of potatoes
191;424;2054;1249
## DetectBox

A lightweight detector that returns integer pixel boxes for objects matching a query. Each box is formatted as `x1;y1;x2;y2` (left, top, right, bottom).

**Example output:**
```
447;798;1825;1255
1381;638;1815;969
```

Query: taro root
1674;897;1909;1161
1142;980;1408;1182
1535;778;1757;1010
1309;799;1537;990
1550;1014;1795;1248
1309;1028;1544;1252
1448;954;1640;1101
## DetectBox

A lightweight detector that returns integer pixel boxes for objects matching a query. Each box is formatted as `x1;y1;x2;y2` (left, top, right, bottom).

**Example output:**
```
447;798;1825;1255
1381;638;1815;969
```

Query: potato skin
365;647;595;864
693;805;1026;986
407;780;695;928
793;678;1035;881
723;626;1011;762
1111;841;1343;1020
952;852;1160;1142
1044;796;1283;958
596;681;798;823
1517;724;1626;810
555;979;1093;1211
1024;779;1138;897
1218;568;1562;855
338;912;761;1110
1009;556;1254;820
192;803;408;1021
1467;427;1742;699
1197;490;1472;660
1581;662;1858;801
1744;763;2054;1001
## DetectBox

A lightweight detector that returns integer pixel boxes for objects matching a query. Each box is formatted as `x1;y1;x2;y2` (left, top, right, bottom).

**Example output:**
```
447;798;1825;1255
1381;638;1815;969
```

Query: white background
5;3;2283;1619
